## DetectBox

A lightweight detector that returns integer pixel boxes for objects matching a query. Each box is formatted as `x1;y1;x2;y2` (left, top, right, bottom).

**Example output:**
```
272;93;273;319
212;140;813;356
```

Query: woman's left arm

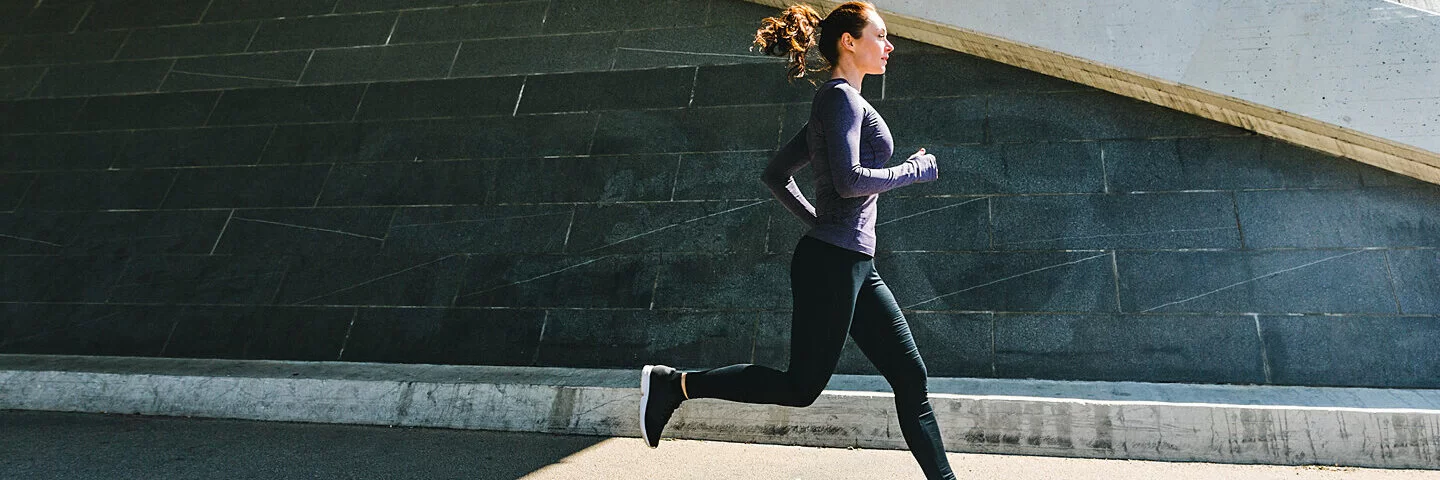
761;124;819;228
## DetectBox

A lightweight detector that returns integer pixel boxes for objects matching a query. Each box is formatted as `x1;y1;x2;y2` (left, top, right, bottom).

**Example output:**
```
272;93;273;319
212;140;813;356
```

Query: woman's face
845;12;894;75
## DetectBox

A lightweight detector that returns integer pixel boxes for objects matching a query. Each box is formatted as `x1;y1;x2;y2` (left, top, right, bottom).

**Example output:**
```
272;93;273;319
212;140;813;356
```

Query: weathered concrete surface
5;411;1437;480
2;355;1436;469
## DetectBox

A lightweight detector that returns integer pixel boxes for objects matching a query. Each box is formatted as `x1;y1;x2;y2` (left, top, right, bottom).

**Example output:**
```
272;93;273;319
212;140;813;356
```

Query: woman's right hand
906;148;939;183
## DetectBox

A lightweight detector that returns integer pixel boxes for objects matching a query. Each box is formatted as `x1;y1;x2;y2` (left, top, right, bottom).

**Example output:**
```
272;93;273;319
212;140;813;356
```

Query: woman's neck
830;63;864;93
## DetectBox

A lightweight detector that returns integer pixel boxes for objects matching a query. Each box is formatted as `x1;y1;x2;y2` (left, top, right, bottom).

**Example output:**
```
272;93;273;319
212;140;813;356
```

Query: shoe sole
639;365;655;448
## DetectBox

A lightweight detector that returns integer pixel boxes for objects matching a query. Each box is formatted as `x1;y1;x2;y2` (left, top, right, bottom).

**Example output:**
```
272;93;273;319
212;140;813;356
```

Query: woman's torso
804;78;893;257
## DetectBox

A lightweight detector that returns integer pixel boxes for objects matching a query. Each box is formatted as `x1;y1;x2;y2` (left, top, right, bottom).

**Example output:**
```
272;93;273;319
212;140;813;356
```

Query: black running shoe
639;364;683;448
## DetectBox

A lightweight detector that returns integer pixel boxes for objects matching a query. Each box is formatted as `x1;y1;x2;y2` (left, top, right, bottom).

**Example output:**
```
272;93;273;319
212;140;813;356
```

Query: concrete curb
2;355;1437;469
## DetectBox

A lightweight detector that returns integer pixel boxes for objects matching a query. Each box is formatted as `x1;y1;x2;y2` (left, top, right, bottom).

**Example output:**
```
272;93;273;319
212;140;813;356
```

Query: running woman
640;3;955;478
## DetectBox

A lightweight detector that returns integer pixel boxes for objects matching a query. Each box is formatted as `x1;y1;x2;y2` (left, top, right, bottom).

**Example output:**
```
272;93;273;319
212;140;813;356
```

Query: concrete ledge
2;355;1437;469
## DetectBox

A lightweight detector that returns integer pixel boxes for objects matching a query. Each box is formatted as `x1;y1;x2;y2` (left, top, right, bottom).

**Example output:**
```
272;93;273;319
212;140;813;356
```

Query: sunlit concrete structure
748;0;1440;184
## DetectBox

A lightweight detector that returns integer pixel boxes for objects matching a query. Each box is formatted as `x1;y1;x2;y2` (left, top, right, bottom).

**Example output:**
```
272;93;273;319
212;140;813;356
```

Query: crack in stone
904;252;1111;309
1140;250;1370;313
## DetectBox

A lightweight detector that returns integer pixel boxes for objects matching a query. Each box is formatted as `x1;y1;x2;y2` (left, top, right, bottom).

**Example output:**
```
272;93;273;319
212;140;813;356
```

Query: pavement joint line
2;354;1437;470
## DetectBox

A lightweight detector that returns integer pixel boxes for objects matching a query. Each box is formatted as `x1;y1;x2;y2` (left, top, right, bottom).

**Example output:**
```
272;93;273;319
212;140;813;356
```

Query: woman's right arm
818;86;937;198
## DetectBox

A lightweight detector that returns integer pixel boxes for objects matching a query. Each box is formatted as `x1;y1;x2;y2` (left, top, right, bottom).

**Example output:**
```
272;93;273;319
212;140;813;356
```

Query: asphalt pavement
2;410;1434;480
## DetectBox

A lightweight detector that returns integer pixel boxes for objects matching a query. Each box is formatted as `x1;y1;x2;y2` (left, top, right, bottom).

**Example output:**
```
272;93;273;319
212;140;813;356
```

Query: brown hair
753;2;876;82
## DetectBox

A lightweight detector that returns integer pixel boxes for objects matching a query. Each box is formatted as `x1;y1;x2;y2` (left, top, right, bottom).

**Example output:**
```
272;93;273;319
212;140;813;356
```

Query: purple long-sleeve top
761;78;938;257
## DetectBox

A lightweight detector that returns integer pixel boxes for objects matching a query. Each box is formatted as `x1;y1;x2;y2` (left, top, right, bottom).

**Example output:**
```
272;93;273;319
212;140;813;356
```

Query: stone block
517;66;694;114
452;32;619;77
22;169;175;210
876;251;1118;313
1236;186;1440;248
276;253;469;306
565;200;771;254
344;307;545;365
0;31;127;65
163;164;331;208
116;22;259;60
114;126;272;168
990;192;1240;250
1116;250;1397;314
247;12;395;51
299;42;460;84
994;313;1266;384
537;309;758;369
1260;315;1440;388
591;105;782;154
74;91;219;130
382;204;573;254
107;254;291;304
208;84;365;125
874;196;991;252
1103;136;1364;192
456;253;659;308
390;1;547;44
163;305;354;361
989;91;1245;142
163;52;311;91
356;76;523;120
215;207;395;256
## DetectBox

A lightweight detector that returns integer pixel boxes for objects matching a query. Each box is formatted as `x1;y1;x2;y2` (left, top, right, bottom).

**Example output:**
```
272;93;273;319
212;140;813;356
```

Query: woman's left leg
849;264;956;480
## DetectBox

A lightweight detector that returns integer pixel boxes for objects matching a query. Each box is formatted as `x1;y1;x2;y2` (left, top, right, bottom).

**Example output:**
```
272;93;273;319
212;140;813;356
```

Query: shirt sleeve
817;86;937;198
760;124;819;228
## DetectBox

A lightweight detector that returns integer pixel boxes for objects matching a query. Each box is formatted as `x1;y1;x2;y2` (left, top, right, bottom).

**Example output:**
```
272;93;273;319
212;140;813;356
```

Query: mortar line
685;66;699;107
158;311;182;356
197;0;217;23
23;67;49;99
989;313;997;377
9;175;39;212
1231;191;1247;249
243;21;263;52
335;308;359;361
70;2;94;33
295;50;317;85
267;261;292;305
155;170;182;209
648;271;660;310
350;83;371;121
252;125;278;166
382;12;401;45
201;90;224;126
1383;250;1404;314
311;163;337;208
530;310;548;366
379;207;401;250
1253;314;1272;384
511;76;527;116
560;205;576;252
1100;144;1110;194
986;197;995;249
445;42;463;78
153;58;179;92
109;29;134;61
669;154;681;201
1110;251;1124;313
209;209;235;255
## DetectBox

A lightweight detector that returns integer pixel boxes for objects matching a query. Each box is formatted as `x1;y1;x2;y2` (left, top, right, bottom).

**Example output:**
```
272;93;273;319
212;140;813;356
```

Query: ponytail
753;2;876;82
753;4;822;81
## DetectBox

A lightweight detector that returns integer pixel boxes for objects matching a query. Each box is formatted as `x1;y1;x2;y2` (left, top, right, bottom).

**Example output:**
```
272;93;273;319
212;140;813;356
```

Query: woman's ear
839;32;855;52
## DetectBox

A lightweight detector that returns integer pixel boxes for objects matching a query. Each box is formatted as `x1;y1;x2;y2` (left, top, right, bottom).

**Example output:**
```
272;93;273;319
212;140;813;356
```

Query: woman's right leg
683;236;870;407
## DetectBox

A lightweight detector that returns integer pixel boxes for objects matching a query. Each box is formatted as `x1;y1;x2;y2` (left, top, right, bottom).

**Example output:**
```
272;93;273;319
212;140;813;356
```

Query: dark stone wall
2;0;1438;388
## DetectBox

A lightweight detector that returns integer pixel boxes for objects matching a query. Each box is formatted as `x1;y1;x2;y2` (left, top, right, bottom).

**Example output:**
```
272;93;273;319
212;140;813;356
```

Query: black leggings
685;235;956;480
